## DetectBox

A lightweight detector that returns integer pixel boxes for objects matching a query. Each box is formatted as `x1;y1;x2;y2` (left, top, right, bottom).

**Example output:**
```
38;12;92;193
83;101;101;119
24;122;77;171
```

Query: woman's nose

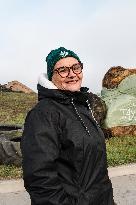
68;68;76;77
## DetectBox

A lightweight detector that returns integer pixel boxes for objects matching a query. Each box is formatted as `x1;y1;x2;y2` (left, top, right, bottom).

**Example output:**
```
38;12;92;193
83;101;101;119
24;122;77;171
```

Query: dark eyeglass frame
53;62;83;78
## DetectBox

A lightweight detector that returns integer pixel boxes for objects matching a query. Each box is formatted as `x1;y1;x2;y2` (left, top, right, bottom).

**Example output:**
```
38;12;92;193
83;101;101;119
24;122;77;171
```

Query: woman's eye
73;65;80;71
73;67;79;71
59;68;67;73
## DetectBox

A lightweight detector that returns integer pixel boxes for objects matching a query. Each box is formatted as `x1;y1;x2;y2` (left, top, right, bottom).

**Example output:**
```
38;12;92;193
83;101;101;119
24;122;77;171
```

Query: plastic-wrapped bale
102;66;136;89
88;92;107;126
101;66;136;137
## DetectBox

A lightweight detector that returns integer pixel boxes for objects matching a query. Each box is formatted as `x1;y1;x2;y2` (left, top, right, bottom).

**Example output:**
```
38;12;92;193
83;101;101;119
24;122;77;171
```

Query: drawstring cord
71;98;100;137
71;98;91;136
86;99;100;127
71;97;101;205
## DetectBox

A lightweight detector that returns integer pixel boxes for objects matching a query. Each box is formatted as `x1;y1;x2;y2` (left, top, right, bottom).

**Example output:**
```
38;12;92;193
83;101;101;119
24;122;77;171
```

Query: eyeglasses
53;62;83;78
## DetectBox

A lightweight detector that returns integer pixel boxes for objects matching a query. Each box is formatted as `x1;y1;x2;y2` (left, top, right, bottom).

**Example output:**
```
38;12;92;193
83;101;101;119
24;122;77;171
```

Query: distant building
4;81;34;94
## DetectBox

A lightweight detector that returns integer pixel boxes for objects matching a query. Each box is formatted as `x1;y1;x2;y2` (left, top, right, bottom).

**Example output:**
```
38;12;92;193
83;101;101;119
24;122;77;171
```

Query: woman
21;47;115;205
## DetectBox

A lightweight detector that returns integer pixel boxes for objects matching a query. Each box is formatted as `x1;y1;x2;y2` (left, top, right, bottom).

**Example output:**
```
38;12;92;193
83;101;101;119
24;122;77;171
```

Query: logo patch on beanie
60;51;68;57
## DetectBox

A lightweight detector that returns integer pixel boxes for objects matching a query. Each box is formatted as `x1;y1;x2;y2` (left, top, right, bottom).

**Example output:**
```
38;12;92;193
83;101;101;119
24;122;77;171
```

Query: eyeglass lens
55;63;83;77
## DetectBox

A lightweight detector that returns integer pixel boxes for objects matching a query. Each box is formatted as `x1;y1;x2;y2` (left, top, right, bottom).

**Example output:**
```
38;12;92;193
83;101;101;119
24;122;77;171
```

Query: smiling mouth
66;80;78;84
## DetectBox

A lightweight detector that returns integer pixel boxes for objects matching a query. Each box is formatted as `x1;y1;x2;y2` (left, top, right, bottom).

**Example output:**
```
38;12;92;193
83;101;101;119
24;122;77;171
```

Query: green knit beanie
46;47;81;81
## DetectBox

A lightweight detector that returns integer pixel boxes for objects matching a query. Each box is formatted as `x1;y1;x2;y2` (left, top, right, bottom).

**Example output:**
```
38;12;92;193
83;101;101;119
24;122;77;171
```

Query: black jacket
21;85;114;205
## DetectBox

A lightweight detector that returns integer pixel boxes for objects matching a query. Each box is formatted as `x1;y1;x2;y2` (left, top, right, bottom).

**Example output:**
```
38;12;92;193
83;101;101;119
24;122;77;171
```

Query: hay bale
102;66;136;89
103;125;136;137
101;67;136;137
88;92;107;126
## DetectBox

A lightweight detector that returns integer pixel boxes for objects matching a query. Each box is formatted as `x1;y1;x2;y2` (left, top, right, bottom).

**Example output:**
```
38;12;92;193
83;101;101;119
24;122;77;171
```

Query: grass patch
106;135;136;167
0;136;135;179
0;165;22;180
0;130;23;139
0;92;37;126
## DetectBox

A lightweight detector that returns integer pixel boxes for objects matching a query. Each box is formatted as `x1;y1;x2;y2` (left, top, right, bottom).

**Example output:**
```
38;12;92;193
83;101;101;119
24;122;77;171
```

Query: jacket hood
37;73;89;104
38;73;58;89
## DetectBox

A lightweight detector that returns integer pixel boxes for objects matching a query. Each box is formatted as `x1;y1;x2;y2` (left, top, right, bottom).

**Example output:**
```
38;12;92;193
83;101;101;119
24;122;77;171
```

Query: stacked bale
101;66;136;137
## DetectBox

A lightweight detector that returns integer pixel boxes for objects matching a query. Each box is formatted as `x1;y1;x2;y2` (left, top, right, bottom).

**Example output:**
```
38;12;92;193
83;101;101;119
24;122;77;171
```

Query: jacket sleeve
21;108;71;205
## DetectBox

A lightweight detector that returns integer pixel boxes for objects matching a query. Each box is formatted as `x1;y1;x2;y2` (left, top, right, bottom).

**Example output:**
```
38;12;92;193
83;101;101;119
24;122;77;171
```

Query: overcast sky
0;0;136;93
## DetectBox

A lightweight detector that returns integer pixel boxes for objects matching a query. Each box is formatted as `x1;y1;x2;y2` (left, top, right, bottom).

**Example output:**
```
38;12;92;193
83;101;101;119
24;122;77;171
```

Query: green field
0;92;37;125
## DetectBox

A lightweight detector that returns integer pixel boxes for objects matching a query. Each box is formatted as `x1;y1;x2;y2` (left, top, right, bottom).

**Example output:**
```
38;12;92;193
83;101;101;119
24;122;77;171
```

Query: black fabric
21;85;115;205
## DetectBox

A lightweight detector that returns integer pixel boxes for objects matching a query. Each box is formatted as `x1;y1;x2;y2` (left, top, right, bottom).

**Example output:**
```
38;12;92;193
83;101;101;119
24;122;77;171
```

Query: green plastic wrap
101;74;136;128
